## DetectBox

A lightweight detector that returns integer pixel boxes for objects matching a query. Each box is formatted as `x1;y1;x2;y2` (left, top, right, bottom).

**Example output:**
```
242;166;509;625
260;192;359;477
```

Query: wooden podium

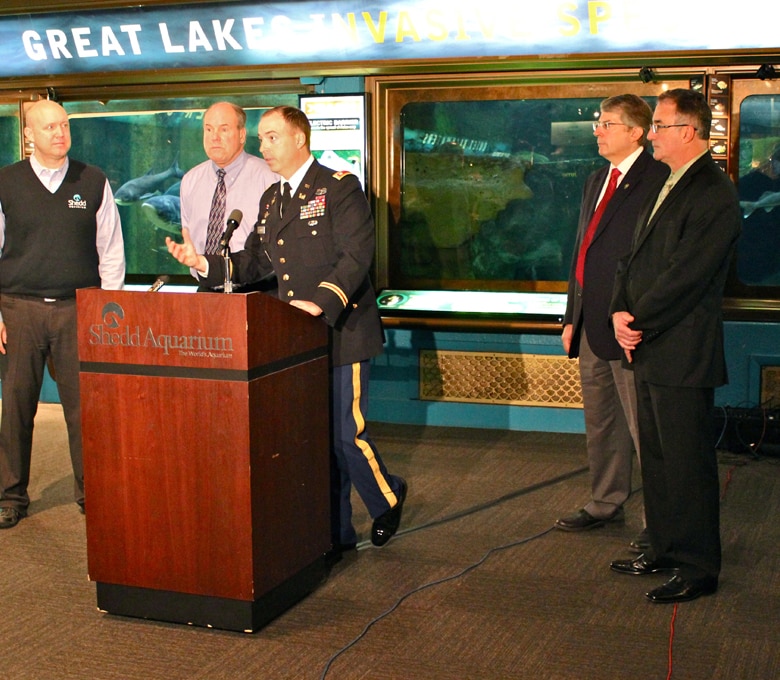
76;288;332;633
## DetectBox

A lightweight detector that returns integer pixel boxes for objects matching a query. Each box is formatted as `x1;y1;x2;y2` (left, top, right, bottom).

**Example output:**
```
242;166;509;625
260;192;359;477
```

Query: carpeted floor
1;403;778;679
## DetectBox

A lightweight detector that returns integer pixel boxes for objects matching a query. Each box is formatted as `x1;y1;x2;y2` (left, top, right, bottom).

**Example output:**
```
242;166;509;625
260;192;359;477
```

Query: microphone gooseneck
148;275;170;292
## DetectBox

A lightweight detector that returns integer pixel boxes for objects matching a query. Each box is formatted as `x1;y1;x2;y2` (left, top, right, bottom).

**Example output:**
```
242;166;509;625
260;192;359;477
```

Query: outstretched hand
166;227;204;271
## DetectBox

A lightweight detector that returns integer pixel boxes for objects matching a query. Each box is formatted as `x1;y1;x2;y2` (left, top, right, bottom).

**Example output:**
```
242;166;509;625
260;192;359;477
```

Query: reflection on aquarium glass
737;95;780;287
61;95;296;280
0;105;20;168
397;98;607;288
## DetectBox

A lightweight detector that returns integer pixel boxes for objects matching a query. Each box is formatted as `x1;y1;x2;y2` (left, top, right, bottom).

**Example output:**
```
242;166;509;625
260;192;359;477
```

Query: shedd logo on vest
68;193;88;209
88;302;234;358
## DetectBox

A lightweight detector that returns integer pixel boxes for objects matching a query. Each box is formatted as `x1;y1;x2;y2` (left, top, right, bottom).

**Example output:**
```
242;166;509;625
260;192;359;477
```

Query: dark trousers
331;360;402;545
636;379;721;580
0;296;83;511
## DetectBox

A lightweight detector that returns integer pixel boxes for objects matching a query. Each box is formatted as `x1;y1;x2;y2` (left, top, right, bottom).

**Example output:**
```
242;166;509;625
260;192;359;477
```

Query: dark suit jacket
202;160;385;366
564;150;668;360
610;152;742;387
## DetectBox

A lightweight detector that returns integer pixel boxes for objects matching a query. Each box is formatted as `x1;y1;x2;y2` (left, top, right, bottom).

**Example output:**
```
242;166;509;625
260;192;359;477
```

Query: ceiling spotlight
756;64;777;80
639;67;655;84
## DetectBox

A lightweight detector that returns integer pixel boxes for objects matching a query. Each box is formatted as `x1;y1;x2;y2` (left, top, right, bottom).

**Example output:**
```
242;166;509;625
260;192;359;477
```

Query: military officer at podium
166;105;407;552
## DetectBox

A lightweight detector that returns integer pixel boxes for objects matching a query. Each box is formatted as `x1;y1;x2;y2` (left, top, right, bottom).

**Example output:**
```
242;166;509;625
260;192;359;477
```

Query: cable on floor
320;466;589;677
666;603;678;680
355;464;588;549
667;444;746;678
320;526;555;680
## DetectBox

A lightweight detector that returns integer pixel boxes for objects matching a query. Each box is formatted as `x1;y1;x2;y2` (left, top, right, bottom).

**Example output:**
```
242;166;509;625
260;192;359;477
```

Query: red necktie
575;167;621;287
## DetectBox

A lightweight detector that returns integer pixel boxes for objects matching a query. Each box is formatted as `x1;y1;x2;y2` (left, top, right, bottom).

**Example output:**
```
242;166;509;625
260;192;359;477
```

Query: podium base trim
94;557;329;633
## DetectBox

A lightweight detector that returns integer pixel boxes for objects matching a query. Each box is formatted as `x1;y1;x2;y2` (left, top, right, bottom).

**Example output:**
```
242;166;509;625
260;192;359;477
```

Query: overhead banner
1;0;777;79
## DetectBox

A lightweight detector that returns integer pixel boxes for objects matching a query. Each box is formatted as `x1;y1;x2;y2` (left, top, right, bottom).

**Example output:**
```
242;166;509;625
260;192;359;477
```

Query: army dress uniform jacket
201;160;385;367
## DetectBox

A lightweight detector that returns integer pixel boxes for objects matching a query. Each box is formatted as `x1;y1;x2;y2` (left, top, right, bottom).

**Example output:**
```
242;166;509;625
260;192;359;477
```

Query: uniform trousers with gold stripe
331;359;404;546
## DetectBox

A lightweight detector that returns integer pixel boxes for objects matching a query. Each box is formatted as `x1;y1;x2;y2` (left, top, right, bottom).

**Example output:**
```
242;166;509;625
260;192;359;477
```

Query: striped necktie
204;168;226;254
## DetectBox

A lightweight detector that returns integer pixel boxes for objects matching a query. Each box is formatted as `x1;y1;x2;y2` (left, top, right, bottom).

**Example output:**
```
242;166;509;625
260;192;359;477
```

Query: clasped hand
612;311;643;363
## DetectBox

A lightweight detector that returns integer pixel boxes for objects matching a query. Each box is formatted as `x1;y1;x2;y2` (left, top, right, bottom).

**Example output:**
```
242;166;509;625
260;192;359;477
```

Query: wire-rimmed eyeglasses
650;123;698;133
592;121;628;131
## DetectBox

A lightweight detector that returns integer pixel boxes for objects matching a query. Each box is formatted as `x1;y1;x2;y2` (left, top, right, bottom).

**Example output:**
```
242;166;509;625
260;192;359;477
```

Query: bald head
24;99;71;168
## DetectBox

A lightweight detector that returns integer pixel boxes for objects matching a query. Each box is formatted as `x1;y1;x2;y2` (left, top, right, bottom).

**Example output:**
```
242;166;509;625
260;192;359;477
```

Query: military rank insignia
332;171;351;180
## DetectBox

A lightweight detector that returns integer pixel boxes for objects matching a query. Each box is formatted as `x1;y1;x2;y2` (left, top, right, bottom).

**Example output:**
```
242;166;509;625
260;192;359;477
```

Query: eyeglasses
592;121;628;131
650;123;698;133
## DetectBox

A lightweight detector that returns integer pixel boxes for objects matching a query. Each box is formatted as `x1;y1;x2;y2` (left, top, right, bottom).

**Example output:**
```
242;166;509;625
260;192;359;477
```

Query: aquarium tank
61;94;297;282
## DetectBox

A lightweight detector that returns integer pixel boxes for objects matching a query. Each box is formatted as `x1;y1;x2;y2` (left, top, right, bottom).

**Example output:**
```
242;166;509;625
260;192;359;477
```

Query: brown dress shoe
0;507;24;529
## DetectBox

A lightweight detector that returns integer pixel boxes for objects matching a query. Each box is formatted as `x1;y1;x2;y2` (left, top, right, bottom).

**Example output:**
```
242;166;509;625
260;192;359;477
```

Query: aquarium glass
396;98;610;289
0;104;21;168
60;94;297;281
736;94;780;287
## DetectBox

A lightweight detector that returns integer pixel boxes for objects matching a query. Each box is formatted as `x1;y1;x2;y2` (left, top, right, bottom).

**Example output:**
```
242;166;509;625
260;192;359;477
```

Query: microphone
219;209;243;251
148;275;169;292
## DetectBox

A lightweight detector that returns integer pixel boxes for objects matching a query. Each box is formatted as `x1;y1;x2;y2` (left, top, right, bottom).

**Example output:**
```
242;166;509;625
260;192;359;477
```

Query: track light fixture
756;64;777;80
638;67;655;84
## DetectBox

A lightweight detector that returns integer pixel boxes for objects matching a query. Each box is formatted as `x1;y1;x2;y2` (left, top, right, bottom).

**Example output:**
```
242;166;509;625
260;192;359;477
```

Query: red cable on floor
667;603;678;680
721;465;736;501
668;460;736;678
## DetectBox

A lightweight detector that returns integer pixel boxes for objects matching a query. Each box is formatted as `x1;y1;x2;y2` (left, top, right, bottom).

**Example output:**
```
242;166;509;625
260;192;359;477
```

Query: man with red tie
556;95;667;547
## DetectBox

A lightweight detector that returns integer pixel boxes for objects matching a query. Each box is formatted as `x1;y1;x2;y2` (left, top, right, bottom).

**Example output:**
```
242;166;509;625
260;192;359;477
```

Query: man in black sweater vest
0;99;126;528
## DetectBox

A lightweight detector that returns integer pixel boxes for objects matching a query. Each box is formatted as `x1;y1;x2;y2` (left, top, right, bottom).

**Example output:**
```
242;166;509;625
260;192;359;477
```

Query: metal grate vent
419;349;582;408
761;365;780;407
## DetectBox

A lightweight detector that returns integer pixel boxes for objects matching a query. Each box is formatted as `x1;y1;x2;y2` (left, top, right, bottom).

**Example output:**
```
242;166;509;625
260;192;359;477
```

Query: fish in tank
398;98;615;286
60;95;297;281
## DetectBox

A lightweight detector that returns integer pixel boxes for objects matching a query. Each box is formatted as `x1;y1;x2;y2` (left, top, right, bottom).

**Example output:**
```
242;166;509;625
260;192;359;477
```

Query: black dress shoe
0;507;24;529
645;574;717;603
629;528;650;553
371;478;407;547
555;507;623;531
610;554;676;576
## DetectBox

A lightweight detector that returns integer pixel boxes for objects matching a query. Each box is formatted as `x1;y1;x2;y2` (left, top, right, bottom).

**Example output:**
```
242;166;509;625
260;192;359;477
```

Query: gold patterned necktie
205;168;226;254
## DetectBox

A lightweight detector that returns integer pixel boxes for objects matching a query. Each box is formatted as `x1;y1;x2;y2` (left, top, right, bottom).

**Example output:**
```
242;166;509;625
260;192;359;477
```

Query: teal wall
369;328;585;433
367;321;780;433
719;321;780;409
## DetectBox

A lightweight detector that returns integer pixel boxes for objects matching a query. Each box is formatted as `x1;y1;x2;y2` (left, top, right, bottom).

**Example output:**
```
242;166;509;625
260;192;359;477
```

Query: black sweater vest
0;159;104;298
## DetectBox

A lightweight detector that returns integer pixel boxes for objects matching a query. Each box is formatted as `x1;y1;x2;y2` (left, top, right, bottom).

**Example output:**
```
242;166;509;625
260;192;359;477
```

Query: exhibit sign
1;0;777;79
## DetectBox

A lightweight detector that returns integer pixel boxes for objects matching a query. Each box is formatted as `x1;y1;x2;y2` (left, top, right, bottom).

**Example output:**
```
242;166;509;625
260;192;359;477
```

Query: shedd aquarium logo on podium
89;301;234;359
